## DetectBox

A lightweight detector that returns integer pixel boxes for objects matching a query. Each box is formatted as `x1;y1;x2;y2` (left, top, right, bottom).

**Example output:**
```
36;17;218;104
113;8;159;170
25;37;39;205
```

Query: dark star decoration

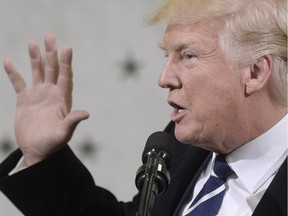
78;139;98;158
119;54;142;79
0;137;14;154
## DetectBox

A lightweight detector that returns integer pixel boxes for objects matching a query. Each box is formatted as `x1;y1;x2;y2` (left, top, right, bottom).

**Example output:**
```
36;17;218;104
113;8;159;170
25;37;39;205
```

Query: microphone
135;131;175;216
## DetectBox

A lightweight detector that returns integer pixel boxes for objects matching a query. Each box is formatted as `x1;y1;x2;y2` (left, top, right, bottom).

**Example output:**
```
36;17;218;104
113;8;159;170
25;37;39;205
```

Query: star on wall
119;53;142;79
78;138;99;158
0;137;14;154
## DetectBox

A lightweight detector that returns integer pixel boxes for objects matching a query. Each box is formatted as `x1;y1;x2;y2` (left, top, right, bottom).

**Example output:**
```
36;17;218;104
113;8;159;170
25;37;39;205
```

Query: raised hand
4;34;89;166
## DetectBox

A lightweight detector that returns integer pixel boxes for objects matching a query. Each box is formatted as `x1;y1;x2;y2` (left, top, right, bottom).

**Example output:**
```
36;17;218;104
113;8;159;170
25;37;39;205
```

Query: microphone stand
136;150;170;216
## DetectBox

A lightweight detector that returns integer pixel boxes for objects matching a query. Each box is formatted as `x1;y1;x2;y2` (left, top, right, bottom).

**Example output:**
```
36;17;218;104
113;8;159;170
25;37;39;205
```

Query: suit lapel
173;153;212;216
252;158;287;216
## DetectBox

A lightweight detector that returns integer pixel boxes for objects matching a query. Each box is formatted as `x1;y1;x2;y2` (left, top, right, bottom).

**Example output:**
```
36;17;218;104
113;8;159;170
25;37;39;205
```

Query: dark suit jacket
0;122;287;216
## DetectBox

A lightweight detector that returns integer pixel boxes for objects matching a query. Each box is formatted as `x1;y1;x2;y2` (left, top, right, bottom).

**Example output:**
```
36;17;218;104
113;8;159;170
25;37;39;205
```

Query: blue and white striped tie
185;155;234;216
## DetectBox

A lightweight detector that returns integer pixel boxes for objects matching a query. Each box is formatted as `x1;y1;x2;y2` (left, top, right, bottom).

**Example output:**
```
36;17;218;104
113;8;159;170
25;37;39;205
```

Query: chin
174;122;202;144
174;128;195;144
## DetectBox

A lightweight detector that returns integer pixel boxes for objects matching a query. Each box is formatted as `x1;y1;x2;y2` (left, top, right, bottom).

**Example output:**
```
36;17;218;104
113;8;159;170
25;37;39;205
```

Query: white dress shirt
182;115;288;216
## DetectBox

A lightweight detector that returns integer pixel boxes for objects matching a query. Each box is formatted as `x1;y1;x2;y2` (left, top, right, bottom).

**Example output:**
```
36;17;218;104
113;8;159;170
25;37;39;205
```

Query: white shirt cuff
9;156;28;176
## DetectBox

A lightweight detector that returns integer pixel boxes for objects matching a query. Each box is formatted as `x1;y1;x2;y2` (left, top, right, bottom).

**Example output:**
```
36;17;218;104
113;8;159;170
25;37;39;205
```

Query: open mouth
168;101;187;121
169;101;186;112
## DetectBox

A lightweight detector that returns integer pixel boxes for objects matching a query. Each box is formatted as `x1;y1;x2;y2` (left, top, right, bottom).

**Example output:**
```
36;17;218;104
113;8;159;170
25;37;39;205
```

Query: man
0;0;287;215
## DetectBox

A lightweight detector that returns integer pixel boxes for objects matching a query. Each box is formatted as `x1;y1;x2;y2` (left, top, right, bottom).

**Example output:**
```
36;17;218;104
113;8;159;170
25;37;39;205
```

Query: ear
244;55;273;95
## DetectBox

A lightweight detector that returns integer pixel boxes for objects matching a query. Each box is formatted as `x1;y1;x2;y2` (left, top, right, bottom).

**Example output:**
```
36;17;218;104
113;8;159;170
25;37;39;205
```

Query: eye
184;52;196;60
163;52;169;58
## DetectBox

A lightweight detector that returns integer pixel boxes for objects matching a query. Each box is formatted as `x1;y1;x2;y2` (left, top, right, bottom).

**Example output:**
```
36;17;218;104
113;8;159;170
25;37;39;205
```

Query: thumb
64;109;90;131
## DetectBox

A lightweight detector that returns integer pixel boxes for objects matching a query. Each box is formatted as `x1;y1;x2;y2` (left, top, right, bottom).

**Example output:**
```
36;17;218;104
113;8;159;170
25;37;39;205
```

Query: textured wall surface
0;0;171;215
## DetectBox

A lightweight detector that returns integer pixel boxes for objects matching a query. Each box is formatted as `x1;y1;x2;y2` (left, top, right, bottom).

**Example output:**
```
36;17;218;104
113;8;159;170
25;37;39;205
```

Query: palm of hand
4;34;89;165
15;84;71;157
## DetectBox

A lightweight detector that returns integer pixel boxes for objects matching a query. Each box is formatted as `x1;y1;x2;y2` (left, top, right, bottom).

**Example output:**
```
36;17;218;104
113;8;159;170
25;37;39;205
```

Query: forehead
161;21;220;51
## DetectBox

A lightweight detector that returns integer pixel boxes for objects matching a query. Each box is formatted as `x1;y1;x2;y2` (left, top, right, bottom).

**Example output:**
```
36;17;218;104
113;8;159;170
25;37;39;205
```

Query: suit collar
173;153;212;216
252;158;287;216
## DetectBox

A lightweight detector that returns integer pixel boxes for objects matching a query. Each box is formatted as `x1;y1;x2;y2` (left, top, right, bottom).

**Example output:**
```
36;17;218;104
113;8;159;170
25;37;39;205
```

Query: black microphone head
142;131;175;168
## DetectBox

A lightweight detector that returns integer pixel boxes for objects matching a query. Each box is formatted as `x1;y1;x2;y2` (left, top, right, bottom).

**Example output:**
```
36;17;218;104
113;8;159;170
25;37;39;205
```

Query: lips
169;101;185;111
168;100;187;122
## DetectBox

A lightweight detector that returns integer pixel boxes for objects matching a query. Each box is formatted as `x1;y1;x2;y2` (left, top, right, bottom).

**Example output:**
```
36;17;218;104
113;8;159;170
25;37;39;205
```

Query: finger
58;46;73;109
4;58;27;93
29;41;44;85
44;34;59;84
57;110;89;144
64;110;89;137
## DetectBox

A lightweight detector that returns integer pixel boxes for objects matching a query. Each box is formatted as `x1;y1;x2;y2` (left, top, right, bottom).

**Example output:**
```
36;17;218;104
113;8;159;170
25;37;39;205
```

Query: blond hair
148;0;287;105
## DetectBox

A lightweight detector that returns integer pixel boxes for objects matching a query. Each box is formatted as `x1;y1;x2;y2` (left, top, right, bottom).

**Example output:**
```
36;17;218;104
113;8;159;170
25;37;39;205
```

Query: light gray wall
0;1;170;215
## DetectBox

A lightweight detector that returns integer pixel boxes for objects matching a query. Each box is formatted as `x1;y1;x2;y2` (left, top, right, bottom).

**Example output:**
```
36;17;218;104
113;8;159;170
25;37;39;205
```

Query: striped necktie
185;155;234;216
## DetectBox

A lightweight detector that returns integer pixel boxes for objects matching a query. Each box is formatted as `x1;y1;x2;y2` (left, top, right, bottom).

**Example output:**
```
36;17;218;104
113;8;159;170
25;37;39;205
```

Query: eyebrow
158;40;199;52
158;42;166;51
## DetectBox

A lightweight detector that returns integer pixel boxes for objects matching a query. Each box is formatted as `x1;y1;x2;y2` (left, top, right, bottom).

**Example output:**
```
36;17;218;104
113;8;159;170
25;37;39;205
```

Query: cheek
193;85;240;120
181;80;241;139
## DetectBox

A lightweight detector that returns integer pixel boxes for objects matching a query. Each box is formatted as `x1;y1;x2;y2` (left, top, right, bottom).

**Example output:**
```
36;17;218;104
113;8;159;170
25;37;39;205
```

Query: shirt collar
226;115;288;194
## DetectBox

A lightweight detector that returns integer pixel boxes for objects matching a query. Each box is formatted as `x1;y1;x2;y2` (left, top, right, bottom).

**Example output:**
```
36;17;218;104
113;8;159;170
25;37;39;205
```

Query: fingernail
3;58;13;74
29;41;40;59
61;46;73;65
45;34;56;52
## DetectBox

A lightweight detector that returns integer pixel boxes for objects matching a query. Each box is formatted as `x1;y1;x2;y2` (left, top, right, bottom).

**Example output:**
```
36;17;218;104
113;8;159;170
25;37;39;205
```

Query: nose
158;61;181;89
